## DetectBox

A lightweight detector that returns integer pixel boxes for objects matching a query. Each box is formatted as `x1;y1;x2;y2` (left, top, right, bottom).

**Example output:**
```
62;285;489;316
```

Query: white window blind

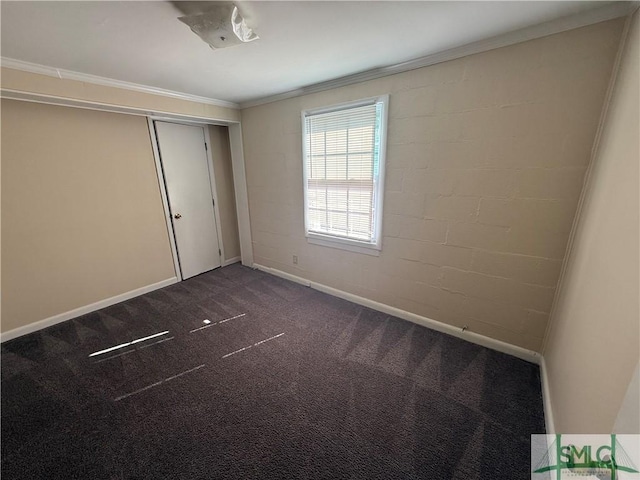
302;96;388;252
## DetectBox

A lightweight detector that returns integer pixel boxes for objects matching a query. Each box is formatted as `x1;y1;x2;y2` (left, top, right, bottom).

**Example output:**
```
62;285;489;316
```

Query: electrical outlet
292;255;298;265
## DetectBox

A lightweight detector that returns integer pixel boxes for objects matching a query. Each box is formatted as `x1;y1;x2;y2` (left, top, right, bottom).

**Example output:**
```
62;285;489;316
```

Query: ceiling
0;1;625;106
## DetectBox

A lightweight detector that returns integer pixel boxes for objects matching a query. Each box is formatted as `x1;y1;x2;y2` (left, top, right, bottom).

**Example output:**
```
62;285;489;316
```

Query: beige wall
1;67;240;123
209;125;241;262
1;100;176;333
241;19;624;352
544;11;639;433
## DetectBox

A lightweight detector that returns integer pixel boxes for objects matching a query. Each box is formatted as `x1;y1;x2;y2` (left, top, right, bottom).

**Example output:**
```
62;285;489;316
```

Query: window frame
301;94;389;256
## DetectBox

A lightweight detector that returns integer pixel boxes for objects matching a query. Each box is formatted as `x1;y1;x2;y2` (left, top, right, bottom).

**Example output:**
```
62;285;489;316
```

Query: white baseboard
0;277;178;343
253;263;541;364
255;264;312;287
539;356;556;434
222;256;242;267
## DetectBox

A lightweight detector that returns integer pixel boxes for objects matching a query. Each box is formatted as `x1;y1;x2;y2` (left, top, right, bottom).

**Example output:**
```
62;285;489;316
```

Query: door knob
174;213;182;219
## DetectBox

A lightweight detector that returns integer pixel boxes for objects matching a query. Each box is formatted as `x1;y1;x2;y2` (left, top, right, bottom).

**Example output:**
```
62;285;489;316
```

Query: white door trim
228;123;254;266
203;126;226;264
147;117;183;281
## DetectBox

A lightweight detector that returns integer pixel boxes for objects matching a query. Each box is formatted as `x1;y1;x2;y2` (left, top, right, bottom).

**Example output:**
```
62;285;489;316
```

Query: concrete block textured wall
240;19;624;351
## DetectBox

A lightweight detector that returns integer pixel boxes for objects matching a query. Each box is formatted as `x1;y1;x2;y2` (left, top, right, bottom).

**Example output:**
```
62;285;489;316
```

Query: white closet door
155;121;221;279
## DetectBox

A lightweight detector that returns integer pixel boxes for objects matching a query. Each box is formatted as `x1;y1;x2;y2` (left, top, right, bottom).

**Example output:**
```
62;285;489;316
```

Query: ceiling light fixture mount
178;2;259;50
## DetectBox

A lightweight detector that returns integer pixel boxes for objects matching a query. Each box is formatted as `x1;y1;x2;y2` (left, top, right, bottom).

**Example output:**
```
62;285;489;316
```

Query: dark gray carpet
1;264;545;479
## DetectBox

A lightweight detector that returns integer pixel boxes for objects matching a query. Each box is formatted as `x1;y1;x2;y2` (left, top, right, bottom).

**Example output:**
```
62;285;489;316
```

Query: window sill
306;233;381;256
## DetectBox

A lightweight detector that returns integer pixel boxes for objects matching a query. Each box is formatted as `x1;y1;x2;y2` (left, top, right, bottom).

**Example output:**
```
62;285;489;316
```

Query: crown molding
1;2;635;112
0;57;239;109
240;1;636;109
0;88;238;126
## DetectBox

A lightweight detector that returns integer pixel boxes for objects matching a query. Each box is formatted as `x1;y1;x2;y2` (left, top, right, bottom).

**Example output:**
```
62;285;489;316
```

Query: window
302;95;388;255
